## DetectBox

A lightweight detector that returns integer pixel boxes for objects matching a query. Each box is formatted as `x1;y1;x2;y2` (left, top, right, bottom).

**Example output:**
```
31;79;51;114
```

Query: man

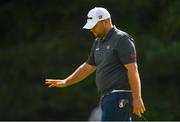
45;7;146;121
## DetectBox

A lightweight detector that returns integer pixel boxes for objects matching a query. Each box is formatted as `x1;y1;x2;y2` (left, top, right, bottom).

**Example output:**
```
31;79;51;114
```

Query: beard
93;32;102;38
93;28;106;39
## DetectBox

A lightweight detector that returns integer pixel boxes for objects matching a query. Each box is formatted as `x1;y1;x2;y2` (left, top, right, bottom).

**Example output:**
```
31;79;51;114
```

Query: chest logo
95;48;100;51
106;45;110;49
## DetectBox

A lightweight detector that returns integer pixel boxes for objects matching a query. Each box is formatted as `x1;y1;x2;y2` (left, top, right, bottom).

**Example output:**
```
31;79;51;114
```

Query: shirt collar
103;25;116;41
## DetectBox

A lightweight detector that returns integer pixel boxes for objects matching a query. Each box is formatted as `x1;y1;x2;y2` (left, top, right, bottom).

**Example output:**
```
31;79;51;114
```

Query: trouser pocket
117;98;132;121
101;92;132;121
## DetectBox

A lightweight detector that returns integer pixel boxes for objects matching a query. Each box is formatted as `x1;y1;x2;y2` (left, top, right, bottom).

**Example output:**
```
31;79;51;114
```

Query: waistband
101;89;132;98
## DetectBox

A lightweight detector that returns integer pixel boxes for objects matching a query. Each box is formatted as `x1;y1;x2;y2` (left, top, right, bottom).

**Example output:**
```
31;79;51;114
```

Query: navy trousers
100;92;133;121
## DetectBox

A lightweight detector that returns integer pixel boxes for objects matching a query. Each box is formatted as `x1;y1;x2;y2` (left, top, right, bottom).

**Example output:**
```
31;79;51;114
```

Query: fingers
141;104;146;113
44;79;58;88
140;107;144;115
48;84;55;88
45;79;59;84
45;79;56;83
133;102;146;117
133;109;142;117
45;80;55;85
44;79;66;88
133;97;146;117
143;104;146;112
46;81;56;88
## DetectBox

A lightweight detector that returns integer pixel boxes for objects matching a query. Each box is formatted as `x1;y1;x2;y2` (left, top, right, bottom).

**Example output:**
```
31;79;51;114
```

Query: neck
102;25;113;40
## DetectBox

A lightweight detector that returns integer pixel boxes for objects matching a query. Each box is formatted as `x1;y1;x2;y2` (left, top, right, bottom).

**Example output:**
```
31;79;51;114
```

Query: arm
124;62;146;117
45;62;96;88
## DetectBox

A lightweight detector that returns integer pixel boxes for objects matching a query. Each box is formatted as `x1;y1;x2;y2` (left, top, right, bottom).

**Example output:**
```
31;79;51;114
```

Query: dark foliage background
0;0;179;120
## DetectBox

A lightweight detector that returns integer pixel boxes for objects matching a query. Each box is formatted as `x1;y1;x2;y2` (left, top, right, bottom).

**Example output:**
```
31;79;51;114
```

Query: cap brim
83;20;97;29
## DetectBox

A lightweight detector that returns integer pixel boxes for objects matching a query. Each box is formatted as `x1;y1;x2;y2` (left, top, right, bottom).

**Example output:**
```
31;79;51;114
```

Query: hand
132;97;146;117
45;79;67;88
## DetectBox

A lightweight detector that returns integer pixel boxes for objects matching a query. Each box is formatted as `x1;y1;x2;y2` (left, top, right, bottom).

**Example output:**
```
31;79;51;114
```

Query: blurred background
0;0;179;120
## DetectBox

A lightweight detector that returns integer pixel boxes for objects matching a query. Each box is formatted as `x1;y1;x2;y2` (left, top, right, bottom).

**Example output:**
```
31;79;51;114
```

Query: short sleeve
116;35;137;64
86;40;97;66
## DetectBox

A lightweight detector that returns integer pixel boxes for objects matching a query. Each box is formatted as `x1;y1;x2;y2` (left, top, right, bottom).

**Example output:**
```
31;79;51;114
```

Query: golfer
45;7;146;121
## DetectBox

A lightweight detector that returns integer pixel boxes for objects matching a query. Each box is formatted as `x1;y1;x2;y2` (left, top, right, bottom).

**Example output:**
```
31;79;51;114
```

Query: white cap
83;7;111;29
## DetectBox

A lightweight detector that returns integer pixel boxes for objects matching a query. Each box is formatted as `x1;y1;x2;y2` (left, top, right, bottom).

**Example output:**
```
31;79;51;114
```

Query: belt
101;90;132;98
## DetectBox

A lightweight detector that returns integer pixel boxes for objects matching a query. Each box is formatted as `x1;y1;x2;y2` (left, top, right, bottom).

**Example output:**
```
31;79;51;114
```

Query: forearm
127;64;142;99
65;62;96;86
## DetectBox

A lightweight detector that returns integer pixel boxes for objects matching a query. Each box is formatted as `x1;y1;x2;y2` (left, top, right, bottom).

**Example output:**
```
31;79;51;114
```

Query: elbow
125;62;138;72
82;62;96;72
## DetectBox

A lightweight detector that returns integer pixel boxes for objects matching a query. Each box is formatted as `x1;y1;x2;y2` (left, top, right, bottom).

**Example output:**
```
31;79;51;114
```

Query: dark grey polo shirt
86;26;137;94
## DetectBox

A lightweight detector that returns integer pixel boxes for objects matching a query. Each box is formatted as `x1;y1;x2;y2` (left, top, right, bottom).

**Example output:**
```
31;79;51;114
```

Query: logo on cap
98;15;102;19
